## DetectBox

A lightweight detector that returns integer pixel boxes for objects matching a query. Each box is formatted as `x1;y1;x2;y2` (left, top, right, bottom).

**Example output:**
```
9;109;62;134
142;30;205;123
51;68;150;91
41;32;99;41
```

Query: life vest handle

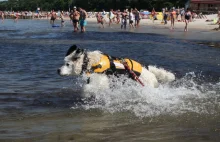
120;59;145;87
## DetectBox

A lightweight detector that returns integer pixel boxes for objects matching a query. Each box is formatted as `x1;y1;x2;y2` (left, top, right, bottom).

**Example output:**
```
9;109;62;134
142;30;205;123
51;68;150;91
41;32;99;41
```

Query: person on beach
164;11;168;25
129;9;135;29
116;9;121;24
0;11;4;23
79;7;88;32
134;8;140;27
71;7;80;32
102;9;107;23
96;12;104;28
14;11;19;23
50;10;56;25
109;9;114;27
181;8;185;22
184;8;192;32
170;9;176;30
151;8;156;23
60;11;65;27
121;9;128;29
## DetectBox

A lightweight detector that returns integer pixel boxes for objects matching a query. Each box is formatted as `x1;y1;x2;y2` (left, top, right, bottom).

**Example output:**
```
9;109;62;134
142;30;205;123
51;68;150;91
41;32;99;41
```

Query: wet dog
58;45;175;91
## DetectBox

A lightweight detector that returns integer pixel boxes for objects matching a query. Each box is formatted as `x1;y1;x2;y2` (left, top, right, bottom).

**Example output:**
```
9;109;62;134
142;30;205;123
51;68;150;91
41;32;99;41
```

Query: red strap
122;60;144;86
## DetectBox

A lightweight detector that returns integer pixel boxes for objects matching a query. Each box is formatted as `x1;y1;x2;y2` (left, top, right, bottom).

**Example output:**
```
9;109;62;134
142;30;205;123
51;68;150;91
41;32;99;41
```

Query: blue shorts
80;20;87;26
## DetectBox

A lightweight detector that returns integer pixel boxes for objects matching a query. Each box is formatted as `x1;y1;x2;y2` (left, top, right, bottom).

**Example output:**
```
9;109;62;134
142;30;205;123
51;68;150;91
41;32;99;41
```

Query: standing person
0;11;4;23
170;9;176;30
60;11;65;27
151;8;156;23
121;9;128;29
109;9;114;27
181;8;185;22
71;7;80;32
164;11;168;25
129;8;135;29
79;7;88;33
69;10;73;22
14;11;19;23
50;10;56;25
134;8;140;27
96;12;104;28
184;8;191;32
116;9;121;24
102;9;107;23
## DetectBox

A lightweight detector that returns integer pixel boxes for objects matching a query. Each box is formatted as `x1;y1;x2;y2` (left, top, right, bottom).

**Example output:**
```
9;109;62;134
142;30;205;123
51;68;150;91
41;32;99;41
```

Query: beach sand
80;14;219;42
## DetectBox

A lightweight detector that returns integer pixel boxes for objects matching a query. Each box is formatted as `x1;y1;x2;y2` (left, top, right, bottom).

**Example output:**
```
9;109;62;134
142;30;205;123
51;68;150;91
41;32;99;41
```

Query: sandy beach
76;14;220;42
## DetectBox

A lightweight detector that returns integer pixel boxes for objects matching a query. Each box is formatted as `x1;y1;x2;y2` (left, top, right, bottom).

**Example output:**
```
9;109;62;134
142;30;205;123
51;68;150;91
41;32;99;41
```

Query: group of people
69;7;88;32
96;8;141;29
48;7;88;32
161;8;192;31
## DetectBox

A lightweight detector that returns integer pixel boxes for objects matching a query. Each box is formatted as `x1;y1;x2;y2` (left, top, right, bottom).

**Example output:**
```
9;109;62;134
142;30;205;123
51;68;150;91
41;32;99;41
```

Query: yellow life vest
90;54;142;76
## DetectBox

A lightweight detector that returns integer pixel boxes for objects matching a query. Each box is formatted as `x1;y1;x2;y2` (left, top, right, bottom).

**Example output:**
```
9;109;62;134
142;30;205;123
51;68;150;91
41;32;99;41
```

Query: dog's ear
76;48;84;55
66;45;78;56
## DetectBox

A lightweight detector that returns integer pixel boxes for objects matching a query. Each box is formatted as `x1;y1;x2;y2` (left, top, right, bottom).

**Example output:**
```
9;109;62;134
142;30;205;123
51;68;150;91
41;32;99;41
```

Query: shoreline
83;18;220;42
1;17;219;42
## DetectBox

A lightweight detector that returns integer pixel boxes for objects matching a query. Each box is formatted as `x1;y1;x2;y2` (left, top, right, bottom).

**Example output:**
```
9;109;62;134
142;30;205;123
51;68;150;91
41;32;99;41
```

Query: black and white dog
58;45;175;91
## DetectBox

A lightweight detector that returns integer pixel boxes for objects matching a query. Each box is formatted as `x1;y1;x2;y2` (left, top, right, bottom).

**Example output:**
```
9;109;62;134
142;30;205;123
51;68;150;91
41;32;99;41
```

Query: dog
58;45;175;92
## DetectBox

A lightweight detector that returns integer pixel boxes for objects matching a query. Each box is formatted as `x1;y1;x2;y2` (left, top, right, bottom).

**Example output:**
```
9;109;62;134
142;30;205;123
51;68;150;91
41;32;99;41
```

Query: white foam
71;73;220;118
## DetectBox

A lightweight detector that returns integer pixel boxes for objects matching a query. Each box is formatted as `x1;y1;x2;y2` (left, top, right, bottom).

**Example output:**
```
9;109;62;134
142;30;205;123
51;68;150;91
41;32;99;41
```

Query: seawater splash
71;73;220;118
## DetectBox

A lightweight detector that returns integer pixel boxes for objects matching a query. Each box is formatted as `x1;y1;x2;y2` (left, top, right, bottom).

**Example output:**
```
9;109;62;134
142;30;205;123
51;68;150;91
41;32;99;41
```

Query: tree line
0;0;185;12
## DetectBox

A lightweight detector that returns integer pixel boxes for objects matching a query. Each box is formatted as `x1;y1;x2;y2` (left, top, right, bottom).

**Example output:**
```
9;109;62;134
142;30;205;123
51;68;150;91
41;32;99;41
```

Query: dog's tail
148;65;175;83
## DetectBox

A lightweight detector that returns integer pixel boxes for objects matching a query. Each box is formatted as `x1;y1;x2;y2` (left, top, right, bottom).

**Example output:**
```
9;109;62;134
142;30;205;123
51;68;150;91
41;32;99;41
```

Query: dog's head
57;45;85;76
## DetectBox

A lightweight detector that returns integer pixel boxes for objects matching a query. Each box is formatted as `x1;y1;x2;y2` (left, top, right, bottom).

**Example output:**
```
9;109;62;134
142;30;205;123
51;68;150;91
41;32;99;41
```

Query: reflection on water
0;19;220;142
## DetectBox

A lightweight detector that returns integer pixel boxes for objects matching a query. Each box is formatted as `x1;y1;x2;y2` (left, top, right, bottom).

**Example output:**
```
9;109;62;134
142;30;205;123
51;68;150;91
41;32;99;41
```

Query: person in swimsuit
109;9;114;27
60;11;64;27
151;8;156;23
134;8;140;27
0;11;4;23
96;12;104;28
170;9;176;30
184;8;191;32
121;9;128;29
116;9;121;24
50;10;56;25
164;11;168;25
129;8;135;29
79;7;88;33
72;7;80;32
